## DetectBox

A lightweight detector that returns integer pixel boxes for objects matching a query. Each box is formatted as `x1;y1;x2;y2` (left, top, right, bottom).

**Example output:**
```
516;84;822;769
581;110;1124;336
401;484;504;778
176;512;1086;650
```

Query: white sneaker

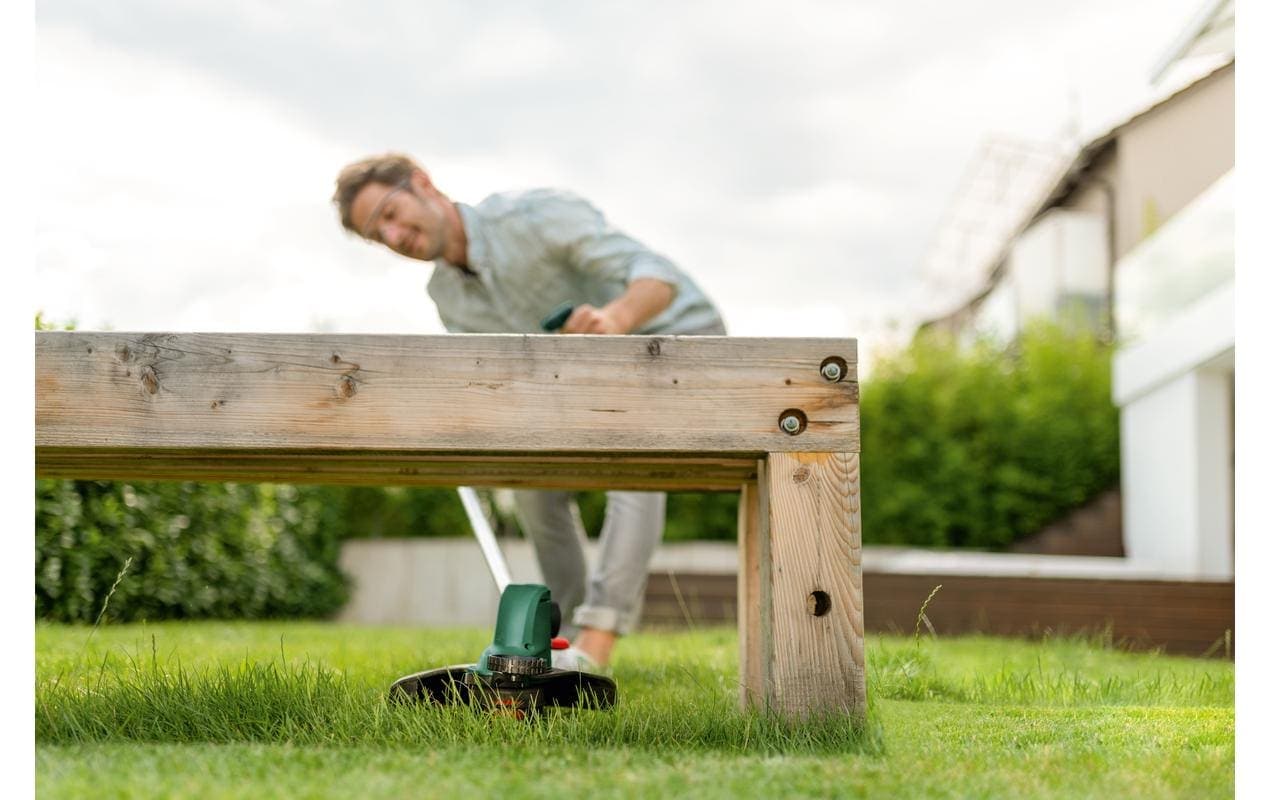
551;646;610;676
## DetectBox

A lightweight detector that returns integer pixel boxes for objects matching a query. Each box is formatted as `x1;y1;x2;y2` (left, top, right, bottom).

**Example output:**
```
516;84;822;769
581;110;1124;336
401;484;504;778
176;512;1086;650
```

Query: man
332;153;725;672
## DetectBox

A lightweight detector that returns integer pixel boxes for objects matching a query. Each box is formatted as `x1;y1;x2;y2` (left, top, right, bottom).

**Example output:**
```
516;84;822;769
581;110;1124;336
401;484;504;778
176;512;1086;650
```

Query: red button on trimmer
550;637;570;650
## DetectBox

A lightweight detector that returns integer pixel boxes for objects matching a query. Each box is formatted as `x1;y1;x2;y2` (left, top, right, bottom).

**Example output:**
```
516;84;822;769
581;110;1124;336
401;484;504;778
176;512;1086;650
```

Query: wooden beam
35;448;758;492
757;452;867;719
36;333;859;471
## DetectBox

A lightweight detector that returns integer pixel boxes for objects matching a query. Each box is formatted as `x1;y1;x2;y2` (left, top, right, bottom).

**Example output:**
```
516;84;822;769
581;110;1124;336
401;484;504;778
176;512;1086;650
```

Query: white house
916;1;1235;577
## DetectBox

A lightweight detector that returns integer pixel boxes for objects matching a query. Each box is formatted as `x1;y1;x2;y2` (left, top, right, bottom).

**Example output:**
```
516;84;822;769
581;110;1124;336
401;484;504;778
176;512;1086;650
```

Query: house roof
1150;0;1234;84
1031;58;1234;216
918;57;1235;333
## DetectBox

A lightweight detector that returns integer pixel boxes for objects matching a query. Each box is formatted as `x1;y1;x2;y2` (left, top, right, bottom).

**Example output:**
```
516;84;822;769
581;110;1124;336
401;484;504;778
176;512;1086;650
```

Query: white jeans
510;489;665;637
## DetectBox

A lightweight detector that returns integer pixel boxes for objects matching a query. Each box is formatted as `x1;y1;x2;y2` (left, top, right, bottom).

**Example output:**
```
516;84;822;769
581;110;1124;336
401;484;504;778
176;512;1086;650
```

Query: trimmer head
388;583;617;718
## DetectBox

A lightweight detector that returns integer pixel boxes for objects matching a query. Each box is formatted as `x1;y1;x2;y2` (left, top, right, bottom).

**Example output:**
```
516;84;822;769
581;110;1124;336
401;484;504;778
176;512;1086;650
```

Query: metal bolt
820;361;843;382
780;414;802;434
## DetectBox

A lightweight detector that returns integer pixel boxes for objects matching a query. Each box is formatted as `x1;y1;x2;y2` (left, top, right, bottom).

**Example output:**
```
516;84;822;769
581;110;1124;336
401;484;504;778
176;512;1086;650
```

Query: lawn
36;622;1233;799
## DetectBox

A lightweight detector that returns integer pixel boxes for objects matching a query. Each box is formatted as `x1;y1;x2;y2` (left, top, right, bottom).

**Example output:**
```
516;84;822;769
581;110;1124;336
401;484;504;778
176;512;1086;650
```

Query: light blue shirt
427;189;725;335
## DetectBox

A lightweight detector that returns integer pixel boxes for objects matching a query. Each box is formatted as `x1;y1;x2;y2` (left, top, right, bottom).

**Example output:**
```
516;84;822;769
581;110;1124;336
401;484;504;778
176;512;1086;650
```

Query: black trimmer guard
389;664;617;716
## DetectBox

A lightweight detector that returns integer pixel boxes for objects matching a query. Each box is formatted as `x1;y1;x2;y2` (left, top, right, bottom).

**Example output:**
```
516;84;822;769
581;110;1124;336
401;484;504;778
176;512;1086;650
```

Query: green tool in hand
540;303;575;332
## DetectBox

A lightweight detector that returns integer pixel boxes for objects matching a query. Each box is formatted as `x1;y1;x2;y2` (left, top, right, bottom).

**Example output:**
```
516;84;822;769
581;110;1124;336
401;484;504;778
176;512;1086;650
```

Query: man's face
348;173;448;261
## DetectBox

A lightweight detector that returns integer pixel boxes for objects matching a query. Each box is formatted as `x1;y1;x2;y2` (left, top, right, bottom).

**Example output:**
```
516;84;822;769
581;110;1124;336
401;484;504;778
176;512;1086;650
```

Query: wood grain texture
36;332;859;465
763;452;866;718
35;449;757;491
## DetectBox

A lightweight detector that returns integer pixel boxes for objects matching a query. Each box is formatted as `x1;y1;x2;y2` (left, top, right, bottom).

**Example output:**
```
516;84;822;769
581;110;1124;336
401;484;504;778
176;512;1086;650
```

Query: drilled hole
807;590;831;617
779;408;808;435
819;356;848;382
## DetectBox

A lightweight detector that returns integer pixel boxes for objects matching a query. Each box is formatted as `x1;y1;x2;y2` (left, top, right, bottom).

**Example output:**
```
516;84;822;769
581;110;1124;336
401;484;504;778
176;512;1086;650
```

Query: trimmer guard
389;664;617;714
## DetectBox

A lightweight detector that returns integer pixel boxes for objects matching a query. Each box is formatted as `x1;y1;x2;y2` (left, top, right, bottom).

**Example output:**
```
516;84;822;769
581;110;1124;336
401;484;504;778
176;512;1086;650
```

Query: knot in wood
140;366;159;395
338;375;358;398
646;339;662;357
792;466;811;484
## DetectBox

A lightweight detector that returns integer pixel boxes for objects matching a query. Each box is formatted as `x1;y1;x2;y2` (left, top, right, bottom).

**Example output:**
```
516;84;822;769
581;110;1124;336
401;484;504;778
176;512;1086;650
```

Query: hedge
36;480;349;623
859;321;1119;549
329;486;738;544
32;480;738;622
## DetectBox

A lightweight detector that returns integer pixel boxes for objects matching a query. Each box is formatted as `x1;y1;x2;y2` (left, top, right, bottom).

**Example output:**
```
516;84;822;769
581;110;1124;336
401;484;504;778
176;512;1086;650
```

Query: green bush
326;486;740;543
317;486;476;539
36;480;349;623
860;321;1119;549
33;477;745;625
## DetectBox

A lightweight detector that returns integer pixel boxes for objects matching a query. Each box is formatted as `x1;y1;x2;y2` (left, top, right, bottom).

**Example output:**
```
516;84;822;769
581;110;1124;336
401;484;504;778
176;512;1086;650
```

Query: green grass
36;622;1234;798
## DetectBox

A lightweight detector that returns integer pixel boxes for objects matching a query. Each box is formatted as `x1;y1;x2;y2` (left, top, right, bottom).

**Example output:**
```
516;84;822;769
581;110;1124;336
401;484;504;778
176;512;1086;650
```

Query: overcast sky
33;0;1206;369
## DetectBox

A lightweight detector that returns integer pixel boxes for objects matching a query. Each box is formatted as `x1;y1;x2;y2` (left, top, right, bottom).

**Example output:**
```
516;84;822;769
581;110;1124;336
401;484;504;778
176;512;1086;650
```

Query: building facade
917;8;1235;577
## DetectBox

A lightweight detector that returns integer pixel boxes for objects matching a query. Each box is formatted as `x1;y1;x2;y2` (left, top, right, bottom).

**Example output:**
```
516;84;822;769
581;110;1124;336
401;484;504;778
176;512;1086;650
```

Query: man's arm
563;277;675;334
530;191;684;335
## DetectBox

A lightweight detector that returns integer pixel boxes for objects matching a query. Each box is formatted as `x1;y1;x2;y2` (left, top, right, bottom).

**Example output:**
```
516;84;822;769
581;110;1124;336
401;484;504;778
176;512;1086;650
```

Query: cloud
34;25;446;334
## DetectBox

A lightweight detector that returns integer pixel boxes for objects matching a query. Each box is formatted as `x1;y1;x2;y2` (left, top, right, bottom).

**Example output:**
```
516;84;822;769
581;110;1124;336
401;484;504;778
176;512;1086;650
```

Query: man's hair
332;153;421;234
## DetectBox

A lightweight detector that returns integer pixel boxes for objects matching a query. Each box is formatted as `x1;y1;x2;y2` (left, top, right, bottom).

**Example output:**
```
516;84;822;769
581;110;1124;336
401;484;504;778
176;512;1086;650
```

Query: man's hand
561;278;675;335
562;304;625;334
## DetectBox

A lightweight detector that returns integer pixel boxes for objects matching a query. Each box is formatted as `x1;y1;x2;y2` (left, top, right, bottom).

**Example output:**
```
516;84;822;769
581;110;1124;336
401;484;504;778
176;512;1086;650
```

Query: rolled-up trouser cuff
572;604;637;636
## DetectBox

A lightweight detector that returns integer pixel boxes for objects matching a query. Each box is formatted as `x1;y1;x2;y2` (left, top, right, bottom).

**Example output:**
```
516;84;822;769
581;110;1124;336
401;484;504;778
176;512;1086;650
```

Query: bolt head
820;362;843;382
780;415;801;434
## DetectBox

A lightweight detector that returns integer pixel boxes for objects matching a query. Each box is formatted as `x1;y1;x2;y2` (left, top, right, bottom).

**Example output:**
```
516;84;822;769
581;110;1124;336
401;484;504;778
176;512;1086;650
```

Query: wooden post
738;452;866;719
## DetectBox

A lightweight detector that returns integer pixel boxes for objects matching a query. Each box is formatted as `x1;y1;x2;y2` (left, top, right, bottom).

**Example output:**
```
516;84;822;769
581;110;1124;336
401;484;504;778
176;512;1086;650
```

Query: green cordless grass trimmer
388;487;616;717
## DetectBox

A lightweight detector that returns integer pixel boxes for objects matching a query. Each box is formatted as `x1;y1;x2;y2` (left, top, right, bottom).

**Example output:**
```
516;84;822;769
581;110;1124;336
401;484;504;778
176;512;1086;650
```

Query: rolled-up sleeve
531;192;682;296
